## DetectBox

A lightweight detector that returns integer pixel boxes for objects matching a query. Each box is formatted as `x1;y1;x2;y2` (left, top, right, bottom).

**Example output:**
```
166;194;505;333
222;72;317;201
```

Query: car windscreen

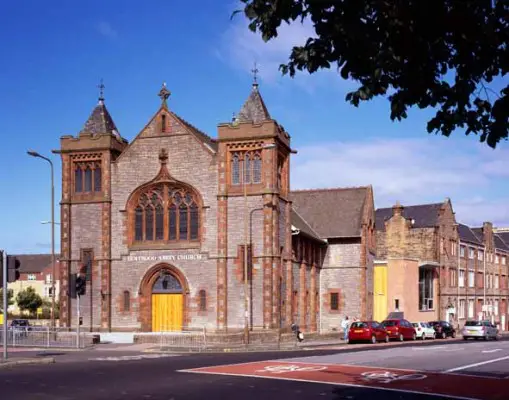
382;321;397;327
350;322;367;329
465;321;482;327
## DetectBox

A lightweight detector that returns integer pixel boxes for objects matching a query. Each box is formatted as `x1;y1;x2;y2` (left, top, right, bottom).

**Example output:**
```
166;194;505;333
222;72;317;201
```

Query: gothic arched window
230;151;262;185
131;184;200;245
231;153;240;185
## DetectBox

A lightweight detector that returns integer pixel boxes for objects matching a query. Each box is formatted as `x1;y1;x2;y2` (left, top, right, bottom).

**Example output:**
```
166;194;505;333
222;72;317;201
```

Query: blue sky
1;0;507;254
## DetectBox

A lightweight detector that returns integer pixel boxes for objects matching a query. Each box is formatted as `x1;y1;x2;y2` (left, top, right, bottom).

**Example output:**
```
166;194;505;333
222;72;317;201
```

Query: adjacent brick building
376;200;509;331
55;81;373;334
375;200;458;324
457;224;509;330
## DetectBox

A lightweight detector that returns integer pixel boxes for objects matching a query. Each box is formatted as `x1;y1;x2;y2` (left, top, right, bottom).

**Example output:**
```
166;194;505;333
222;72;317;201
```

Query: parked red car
381;319;417;341
348;321;389;344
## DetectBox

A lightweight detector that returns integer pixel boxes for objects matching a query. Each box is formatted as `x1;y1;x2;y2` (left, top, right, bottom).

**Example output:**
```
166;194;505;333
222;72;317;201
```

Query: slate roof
11;254;60;274
291;209;323;242
375;203;443;231
290;187;368;238
471;227;484;241
80;100;120;137
237;84;271;124
458;223;483;245
494;234;509;251
496;231;509;245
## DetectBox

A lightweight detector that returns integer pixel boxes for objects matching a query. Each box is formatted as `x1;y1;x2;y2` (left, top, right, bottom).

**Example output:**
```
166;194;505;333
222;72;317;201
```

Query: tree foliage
16;287;43;315
237;0;508;148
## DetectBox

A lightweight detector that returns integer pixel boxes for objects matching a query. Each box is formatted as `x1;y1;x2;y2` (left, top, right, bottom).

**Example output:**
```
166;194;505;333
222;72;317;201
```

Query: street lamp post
27;150;56;330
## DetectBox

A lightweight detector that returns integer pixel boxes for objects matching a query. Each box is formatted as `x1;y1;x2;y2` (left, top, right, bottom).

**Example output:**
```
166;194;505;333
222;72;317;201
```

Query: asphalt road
1;338;508;399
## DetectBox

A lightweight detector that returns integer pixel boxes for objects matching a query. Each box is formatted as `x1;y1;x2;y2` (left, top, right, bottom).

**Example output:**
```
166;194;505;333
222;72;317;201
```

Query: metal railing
0;326;91;349
137;326;207;351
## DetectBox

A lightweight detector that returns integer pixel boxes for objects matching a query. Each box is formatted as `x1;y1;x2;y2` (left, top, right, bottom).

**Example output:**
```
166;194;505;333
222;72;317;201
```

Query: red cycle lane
181;360;508;400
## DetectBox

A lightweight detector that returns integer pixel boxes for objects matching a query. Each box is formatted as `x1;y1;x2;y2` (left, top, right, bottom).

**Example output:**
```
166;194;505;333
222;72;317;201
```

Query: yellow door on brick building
152;294;183;332
373;265;388;322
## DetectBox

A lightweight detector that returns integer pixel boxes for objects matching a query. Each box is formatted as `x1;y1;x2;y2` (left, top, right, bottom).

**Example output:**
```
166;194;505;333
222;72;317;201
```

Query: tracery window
74;161;102;193
133;184;200;244
230;151;262;185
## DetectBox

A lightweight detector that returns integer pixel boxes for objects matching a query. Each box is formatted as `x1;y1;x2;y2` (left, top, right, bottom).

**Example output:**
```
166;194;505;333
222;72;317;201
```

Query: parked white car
412;322;436;340
461;320;499;340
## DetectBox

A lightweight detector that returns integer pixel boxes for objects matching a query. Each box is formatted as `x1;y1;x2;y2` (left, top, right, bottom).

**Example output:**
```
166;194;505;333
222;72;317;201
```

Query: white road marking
412;346;442;351
445;355;509;372
90;354;178;361
482;349;502;353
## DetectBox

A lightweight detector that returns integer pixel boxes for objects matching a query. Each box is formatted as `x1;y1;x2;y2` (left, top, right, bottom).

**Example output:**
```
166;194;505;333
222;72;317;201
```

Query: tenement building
457;224;509;330
376;200;509;331
56;81;375;333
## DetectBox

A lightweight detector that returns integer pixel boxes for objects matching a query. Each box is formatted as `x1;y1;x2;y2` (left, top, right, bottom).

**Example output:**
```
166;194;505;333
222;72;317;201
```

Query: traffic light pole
2;251;8;360
76;294;80;349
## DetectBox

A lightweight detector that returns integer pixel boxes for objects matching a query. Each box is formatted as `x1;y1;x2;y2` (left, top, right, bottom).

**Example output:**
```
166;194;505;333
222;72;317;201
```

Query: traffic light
69;273;77;299
7;255;21;283
76;274;86;297
68;273;86;298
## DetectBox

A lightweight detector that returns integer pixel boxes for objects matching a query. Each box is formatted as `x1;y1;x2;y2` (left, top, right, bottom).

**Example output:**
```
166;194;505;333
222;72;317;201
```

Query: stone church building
57;81;375;334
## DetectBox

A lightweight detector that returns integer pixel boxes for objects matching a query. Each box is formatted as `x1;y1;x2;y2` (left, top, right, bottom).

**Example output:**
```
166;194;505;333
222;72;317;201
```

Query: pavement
0;337;508;399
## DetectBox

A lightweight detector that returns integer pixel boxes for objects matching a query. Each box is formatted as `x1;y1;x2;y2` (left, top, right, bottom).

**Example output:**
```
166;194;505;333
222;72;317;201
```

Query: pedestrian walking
341;316;350;341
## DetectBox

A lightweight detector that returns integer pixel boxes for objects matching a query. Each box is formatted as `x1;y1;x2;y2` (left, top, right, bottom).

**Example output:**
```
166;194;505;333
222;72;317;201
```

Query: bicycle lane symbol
256;364;328;374
361;371;428;384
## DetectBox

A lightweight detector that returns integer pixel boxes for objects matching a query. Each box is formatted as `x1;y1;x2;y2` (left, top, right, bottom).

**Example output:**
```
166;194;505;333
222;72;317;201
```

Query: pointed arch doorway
139;264;188;332
152;273;184;331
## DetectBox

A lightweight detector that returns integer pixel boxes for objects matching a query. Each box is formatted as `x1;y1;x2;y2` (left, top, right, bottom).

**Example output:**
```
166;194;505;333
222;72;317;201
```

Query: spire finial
97;79;105;103
158;82;171;107
251;61;259;87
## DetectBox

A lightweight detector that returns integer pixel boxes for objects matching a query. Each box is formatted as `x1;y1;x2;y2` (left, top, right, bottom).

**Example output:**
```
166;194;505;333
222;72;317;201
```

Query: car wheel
463;336;468;341
441;332;446;339
494;334;499;341
483;336;488;341
385;335;389;343
399;333;404;342
451;331;456;339
422;333;426;340
371;335;376;344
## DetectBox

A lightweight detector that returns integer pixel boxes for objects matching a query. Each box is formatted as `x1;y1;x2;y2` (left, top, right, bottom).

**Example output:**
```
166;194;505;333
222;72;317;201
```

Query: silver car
461;320;499;340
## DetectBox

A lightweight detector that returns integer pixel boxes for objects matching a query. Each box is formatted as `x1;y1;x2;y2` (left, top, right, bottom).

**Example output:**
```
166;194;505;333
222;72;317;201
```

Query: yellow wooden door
373;265;388;322
152;294;183;332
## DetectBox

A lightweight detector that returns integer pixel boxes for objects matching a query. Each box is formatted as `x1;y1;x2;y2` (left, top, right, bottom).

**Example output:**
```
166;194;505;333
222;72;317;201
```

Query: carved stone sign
126;253;205;262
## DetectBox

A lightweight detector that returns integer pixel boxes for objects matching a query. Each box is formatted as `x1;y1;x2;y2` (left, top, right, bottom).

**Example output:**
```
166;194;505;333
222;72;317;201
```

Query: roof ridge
291;186;369;193
292;207;322;239
376;202;443;211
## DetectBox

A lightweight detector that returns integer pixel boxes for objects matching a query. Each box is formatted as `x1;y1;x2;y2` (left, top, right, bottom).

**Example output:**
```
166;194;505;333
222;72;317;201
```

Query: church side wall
320;242;362;332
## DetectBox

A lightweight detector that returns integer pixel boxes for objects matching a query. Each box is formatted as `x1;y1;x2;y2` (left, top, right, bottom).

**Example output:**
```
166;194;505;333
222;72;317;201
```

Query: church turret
57;82;127;330
215;70;295;331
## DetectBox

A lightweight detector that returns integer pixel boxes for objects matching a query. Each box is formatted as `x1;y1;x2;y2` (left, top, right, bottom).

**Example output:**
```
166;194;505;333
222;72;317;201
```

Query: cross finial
158;82;171;107
251;61;259;87
159;148;168;164
97;79;105;102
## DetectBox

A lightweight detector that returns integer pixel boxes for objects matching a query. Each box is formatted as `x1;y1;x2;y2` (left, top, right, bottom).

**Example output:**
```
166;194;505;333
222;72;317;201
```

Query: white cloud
291;137;509;227
218;5;356;93
96;21;118;39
